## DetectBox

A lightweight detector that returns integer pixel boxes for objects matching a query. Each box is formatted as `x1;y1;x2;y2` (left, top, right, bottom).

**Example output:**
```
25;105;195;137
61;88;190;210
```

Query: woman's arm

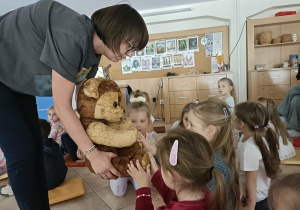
52;70;121;179
242;171;257;210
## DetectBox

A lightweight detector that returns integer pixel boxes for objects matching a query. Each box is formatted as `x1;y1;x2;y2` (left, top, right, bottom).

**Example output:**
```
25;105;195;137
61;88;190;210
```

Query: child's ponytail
211;168;227;210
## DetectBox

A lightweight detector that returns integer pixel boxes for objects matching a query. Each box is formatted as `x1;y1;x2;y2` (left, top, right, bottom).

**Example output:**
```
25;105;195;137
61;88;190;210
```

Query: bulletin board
99;25;229;80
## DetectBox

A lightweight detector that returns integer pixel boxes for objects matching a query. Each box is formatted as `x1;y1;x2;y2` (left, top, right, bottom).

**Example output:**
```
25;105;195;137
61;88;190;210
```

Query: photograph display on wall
162;55;172;69
141;57;151;71
188;36;199;51
183;52;195;68
155;41;165;55
121;59;132;74
173;54;183;68
205;32;223;57
151;56;161;70
145;42;155;56
131;57;141;72
166;39;176;53
177;38;188;52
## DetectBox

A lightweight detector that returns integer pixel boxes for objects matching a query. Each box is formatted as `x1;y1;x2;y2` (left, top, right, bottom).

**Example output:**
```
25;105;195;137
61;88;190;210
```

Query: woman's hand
137;134;157;156
127;160;151;188
86;149;122;180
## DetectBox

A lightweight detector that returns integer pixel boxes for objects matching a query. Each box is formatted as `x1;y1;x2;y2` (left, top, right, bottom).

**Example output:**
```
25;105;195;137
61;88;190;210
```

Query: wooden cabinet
163;73;232;123
247;14;300;104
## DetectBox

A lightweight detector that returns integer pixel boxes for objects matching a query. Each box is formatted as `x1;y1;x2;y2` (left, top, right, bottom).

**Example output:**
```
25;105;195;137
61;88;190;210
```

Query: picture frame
131;57;141;72
151;56;161;70
141;57;151;71
162;55;172;69
166;39;176;53
145;42;155;56
183;52;195;68
177;38;188;52
172;53;183;68
188;36;199;51
155;41;165;55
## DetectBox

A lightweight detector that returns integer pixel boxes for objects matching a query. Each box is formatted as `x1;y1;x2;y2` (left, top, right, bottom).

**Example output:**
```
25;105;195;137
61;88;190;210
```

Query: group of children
1;78;298;209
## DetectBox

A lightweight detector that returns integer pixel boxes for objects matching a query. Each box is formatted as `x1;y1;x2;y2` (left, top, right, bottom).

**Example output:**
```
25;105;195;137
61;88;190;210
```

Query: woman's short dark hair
91;4;149;54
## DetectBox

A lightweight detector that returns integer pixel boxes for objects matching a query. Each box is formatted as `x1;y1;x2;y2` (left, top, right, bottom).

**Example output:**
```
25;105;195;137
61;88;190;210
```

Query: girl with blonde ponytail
127;128;227;210
235;102;280;210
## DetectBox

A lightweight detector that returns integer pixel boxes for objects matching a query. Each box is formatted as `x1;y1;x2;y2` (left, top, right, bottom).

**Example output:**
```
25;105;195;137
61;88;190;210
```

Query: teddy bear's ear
83;79;101;99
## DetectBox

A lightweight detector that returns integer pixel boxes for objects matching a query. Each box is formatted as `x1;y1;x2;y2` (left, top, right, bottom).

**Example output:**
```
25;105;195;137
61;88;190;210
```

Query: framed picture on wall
145;42;155;56
121;59;132;74
183;52;195;68
188;36;199;51
141;57;151;71
131;57;141;72
177;38;188;52
151;56;161;70
162;55;172;69
172;53;183;68
166;39;176;53
155;41;165;55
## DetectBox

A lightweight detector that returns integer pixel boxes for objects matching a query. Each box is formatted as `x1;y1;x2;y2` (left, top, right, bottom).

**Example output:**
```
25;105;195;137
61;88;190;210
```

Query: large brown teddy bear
77;78;150;177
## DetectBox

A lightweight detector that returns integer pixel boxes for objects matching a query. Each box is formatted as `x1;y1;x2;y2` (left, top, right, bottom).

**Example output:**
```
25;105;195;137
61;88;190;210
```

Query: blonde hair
218;78;236;104
235;102;280;179
130;90;150;106
127;102;151;120
189;97;240;210
257;97;291;145
268;173;300;209
48;106;54;112
179;102;193;127
157;128;227;210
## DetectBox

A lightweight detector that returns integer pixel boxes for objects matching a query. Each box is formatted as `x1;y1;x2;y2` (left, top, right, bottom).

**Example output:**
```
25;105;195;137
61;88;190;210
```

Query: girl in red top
127;128;228;210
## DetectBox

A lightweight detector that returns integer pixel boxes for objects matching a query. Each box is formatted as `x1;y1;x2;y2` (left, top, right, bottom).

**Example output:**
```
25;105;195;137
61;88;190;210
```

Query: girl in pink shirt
47;106;65;145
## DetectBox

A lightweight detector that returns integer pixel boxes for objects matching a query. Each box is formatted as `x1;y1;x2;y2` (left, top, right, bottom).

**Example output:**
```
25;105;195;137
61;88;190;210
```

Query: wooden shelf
255;41;300;48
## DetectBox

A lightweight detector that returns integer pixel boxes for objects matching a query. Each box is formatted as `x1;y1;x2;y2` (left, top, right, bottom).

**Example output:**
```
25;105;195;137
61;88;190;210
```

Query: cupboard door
169;91;197;105
258;70;290;86
197;89;219;102
170;104;186;118
291;69;300;86
196;74;226;89
258;85;290;99
169;77;197;91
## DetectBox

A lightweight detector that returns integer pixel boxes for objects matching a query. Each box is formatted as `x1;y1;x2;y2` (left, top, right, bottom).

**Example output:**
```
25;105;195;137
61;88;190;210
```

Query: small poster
205;33;213;57
151;56;161;70
188;36;199;51
177;38;188;52
211;57;219;73
131;57;141;72
141;57;151;71
183;52;195;68
166;39;176;53
155;41;165;55
173;54;183;68
121;59;132;74
95;67;104;78
213;32;223;56
290;54;299;67
145;42;155;56
136;49;145;57
162;55;172;69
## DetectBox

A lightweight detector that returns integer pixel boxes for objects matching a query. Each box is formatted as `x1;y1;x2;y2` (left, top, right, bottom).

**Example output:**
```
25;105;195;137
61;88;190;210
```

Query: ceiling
1;0;217;16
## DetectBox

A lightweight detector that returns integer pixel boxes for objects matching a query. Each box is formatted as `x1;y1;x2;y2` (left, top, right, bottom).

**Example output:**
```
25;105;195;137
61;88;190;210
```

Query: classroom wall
140;0;300;102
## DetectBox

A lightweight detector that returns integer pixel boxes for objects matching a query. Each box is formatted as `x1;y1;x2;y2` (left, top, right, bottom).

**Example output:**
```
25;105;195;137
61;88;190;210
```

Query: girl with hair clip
170;102;194;129
186;98;240;210
127;128;228;210
235;102;280;210
268;173;300;210
110;102;159;196
218;78;237;114
257;97;296;160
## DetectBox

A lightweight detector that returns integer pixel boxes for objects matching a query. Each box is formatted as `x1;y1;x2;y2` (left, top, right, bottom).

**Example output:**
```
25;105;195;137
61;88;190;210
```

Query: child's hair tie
254;125;259;129
169;140;179;166
130;96;146;103
223;107;229;121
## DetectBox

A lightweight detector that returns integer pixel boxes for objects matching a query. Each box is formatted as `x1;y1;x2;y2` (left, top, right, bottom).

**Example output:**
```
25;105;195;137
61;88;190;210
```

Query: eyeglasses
126;39;138;54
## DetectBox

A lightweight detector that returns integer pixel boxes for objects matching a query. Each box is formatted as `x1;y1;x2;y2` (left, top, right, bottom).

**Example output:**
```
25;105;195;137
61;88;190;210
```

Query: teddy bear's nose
123;109;125;114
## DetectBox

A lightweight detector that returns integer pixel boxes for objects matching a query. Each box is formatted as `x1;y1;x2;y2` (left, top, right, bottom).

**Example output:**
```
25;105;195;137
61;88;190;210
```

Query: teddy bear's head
77;78;124;122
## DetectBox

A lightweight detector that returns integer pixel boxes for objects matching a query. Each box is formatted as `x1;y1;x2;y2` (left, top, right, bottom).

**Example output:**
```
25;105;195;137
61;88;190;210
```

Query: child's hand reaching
127;160;151;188
137;134;157;156
148;153;159;177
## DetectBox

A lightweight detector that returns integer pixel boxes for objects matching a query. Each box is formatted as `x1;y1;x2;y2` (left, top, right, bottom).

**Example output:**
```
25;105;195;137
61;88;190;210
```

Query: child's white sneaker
0;185;14;197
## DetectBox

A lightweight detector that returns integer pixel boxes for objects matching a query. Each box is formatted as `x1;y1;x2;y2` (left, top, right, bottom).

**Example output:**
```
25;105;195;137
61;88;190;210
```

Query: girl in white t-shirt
218;78;236;114
257;97;296;160
235;102;280;210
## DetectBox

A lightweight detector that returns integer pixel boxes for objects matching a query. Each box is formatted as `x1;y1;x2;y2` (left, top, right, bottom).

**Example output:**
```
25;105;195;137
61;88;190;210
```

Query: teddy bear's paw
107;117;131;130
141;153;150;169
87;122;138;147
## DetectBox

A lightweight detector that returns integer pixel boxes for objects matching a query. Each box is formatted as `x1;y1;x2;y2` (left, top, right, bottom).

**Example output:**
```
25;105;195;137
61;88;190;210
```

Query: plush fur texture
77;78;150;177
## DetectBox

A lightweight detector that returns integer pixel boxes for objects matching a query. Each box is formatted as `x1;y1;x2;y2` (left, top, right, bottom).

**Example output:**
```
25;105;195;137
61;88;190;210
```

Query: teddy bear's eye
113;102;118;107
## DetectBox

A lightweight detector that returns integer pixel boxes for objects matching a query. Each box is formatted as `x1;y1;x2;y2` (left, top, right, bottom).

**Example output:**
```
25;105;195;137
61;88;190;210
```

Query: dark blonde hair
268;173;300;209
91;4;149;55
218;78;237;104
179;102;193;127
235;102;280;179
48;106;54;112
130;90;150;106
157;128;227;210
257;97;291;145
189;98;240;210
127;102;151;120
